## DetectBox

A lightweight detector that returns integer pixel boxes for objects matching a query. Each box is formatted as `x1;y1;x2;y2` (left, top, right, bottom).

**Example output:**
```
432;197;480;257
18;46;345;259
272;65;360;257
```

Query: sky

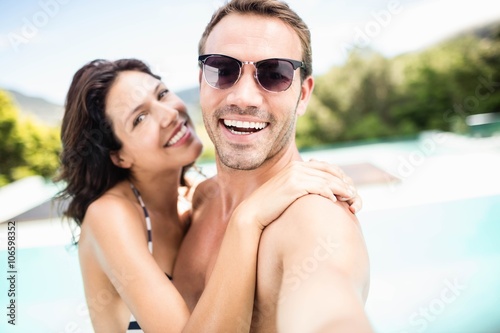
1;0;500;105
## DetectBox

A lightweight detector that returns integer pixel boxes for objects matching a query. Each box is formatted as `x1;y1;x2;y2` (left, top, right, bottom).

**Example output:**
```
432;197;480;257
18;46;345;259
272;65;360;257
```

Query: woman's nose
156;103;179;128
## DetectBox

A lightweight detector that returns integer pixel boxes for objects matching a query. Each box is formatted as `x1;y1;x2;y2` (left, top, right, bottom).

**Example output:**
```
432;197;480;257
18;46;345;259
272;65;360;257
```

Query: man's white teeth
167;125;187;146
223;119;268;130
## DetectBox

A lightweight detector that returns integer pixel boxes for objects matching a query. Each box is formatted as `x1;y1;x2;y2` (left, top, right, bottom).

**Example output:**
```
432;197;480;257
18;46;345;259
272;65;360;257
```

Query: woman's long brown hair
55;59;190;227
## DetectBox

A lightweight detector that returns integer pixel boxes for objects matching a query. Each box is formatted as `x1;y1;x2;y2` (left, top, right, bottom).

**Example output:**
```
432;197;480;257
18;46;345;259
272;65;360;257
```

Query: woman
56;59;359;332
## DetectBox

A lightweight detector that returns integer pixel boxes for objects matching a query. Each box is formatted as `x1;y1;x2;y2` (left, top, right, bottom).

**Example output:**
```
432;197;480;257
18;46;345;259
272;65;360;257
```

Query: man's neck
213;144;303;221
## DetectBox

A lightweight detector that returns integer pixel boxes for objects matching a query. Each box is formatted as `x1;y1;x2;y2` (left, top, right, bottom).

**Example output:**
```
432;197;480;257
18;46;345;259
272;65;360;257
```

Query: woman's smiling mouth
165;123;188;147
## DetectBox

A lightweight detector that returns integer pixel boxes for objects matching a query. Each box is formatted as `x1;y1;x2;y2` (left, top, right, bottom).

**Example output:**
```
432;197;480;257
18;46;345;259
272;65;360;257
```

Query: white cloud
308;0;500;76
373;0;500;56
0;34;13;50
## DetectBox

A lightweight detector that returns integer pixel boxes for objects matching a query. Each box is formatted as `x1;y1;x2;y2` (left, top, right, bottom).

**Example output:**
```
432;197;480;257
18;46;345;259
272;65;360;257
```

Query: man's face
199;13;313;170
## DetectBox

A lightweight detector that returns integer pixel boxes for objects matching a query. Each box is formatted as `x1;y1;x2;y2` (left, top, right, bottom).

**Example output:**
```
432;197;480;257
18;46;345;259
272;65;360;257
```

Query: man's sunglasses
198;54;305;93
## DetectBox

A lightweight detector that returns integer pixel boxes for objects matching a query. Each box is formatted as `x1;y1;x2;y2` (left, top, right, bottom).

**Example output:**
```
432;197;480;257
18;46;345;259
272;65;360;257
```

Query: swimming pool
1;194;498;332
362;194;500;333
0;244;91;332
1;132;499;332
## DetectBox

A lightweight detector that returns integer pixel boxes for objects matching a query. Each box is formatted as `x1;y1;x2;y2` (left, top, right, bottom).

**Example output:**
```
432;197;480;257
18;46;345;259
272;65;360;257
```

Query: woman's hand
233;160;362;231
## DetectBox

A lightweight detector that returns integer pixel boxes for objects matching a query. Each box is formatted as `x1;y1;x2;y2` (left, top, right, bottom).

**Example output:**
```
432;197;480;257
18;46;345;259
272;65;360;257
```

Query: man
173;1;373;332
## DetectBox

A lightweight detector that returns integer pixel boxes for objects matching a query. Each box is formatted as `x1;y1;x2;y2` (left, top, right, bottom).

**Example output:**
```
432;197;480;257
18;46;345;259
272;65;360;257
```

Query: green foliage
0;90;61;186
0;91;24;185
196;123;216;162
297;23;500;148
296;94;343;147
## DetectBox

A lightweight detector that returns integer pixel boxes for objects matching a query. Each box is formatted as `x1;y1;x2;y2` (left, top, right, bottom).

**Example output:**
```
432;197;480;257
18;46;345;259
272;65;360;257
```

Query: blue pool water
1;194;499;332
362;194;500;333
0;245;90;332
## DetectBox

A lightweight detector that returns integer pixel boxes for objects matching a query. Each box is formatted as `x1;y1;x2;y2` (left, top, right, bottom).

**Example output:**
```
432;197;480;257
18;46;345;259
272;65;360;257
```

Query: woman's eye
133;114;146;127
158;89;169;99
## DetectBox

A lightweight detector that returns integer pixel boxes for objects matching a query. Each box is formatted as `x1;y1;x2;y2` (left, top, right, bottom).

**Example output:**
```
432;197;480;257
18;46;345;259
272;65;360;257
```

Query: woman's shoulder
83;182;142;233
87;184;130;212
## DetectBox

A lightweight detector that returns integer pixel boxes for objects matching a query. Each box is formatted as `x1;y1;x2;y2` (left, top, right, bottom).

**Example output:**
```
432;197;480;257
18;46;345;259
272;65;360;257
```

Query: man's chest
172;203;227;310
173;201;285;333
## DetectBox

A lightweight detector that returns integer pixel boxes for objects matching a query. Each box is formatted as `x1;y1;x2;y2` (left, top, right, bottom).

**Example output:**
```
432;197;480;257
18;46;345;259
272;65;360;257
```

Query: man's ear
110;151;132;169
296;76;314;116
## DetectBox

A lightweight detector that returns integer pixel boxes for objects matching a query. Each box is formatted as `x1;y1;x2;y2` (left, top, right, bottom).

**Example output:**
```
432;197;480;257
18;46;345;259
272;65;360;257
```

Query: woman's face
105;70;203;175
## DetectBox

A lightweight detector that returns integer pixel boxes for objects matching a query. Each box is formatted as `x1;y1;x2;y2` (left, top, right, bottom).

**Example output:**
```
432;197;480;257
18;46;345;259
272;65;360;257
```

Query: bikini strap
130;183;153;253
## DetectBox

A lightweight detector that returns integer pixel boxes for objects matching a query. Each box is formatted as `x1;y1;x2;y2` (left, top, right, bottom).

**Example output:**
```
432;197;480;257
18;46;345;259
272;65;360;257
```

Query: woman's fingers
304;160;362;213
341;188;363;214
294;161;355;203
242;160;363;230
307;159;346;180
349;197;363;214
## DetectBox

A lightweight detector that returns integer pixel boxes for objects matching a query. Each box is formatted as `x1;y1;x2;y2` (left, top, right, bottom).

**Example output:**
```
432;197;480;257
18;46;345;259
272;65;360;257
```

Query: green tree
296;93;343;148
0;90;61;186
297;22;500;148
0;91;24;185
13;118;61;180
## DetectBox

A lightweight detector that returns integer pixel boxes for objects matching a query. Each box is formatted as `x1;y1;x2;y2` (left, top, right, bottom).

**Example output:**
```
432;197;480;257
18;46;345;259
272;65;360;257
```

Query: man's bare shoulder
272;194;361;237
263;194;370;296
191;176;220;210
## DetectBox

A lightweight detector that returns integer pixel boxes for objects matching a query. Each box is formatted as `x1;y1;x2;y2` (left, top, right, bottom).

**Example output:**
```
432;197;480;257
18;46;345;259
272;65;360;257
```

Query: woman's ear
110;151;132;169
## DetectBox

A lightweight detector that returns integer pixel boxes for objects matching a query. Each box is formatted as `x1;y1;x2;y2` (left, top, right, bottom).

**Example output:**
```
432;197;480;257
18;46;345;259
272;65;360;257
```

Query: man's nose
226;65;264;108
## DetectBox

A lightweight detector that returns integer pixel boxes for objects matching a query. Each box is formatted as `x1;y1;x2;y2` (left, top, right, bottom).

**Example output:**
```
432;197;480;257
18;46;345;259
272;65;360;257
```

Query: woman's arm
183;160;357;332
85;161;356;332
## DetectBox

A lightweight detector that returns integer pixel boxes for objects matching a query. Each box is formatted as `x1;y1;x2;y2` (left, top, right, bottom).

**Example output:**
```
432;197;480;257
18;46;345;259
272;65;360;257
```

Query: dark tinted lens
256;59;294;92
203;56;241;89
